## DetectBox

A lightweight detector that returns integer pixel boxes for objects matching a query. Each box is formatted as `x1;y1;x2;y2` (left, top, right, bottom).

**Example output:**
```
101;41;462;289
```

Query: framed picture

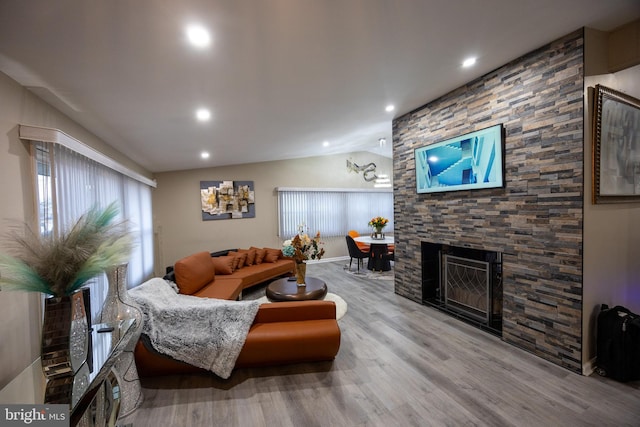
200;180;255;220
592;85;640;204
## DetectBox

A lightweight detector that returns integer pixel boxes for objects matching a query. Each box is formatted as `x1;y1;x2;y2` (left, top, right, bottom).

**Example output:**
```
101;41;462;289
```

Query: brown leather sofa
164;248;297;299
134;250;341;377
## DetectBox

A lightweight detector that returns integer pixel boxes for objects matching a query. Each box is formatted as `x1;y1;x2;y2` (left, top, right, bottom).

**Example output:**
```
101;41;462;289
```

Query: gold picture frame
592;84;640;204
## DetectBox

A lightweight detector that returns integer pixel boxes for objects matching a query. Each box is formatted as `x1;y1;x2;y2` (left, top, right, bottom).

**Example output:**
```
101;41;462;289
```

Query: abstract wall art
200;180;255;220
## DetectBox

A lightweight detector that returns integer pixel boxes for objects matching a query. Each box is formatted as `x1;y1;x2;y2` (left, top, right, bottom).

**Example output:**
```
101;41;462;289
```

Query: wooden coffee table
266;276;328;302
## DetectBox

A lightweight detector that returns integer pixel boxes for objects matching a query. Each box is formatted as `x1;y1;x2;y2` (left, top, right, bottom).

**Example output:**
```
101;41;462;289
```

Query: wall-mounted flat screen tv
415;124;504;194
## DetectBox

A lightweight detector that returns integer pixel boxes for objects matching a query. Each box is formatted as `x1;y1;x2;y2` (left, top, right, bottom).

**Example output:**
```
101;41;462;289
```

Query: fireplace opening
422;242;502;335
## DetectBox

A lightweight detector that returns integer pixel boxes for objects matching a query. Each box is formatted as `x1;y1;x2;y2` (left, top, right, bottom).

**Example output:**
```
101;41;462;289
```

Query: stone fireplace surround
392;30;584;373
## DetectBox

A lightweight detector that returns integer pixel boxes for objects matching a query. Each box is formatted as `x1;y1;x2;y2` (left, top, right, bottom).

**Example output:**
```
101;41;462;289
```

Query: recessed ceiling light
196;108;211;121
462;57;477;68
385;105;395;112
186;24;211;48
201;151;210;159
323;141;330;147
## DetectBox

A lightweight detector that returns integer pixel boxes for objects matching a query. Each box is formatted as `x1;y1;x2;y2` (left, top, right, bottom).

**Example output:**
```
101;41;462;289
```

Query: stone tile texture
393;30;584;372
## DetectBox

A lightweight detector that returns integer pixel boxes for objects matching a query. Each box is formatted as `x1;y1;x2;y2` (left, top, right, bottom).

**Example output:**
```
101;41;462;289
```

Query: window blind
277;188;393;239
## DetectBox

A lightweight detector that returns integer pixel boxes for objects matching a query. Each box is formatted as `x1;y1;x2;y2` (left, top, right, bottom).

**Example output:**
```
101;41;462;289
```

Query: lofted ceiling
0;1;638;173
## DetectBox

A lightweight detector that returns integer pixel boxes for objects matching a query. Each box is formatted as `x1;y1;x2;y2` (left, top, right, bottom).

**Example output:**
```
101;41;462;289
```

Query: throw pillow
235;252;247;269
226;251;247;270
263;248;281;263
174;251;215;295
251;246;266;264
211;256;234;275
237;248;256;266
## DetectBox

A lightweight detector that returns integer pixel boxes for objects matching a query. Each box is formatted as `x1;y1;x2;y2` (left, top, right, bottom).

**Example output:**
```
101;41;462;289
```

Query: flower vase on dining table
374;227;385;239
295;262;306;286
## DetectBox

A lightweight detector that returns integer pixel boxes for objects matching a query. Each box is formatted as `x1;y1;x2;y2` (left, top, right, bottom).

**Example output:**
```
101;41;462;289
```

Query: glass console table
0;319;138;426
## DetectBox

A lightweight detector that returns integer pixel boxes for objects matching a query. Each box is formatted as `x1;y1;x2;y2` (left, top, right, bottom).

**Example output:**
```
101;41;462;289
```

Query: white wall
582;29;640;371
153;152;393;274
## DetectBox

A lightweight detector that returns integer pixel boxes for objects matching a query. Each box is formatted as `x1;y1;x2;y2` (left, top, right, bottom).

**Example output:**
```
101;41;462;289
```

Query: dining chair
348;230;370;252
345;235;370;273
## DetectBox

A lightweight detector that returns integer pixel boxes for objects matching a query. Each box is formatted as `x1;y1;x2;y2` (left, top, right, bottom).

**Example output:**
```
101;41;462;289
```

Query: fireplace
422;242;502;334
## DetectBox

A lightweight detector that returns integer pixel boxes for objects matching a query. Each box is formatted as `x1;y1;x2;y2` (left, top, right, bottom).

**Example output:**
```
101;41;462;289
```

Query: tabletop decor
282;224;325;285
368;216;389;239
0;202;133;378
99;263;144;416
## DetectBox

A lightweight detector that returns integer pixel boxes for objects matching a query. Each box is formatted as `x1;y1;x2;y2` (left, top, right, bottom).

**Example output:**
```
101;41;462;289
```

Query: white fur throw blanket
129;278;260;379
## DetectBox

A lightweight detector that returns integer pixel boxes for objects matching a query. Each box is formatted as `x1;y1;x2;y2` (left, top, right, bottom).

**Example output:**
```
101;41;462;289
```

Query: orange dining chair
348;230;370;252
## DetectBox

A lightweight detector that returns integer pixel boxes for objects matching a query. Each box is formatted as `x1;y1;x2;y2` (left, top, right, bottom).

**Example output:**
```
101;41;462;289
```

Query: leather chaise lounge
134;250;341;377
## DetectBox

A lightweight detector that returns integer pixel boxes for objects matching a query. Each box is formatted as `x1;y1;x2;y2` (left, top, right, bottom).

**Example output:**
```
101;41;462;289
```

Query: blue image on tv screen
415;124;503;193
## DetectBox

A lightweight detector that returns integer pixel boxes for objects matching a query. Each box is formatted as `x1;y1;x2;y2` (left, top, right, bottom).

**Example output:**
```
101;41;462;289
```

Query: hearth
422;242;502;335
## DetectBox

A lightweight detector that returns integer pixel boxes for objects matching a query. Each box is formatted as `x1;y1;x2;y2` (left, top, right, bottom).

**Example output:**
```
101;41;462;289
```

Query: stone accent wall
392;30;584;372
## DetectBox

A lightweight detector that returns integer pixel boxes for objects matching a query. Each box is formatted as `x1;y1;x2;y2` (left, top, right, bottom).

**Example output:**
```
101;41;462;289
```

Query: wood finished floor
120;261;640;427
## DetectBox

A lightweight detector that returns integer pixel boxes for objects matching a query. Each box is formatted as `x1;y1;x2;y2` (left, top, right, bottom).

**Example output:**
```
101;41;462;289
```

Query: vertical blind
277;188;393;239
34;142;154;323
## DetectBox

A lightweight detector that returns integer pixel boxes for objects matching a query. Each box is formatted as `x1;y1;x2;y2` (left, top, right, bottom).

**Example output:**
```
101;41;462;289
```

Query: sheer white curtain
50;144;154;322
277;188;393;239
123;177;154;287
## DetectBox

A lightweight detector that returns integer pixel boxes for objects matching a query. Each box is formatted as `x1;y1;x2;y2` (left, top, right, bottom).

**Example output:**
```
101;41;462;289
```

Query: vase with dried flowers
0;202;133;378
282;223;325;286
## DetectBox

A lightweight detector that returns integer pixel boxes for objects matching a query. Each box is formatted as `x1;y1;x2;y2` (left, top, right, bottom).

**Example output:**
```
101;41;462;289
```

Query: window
277;188;393;239
30;133;154;323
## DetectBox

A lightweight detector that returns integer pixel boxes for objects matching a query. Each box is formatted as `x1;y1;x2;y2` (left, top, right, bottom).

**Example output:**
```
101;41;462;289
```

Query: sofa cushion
212;256;235;275
237;248;256;266
174;251;216;295
192;278;243;300
251;246;266;264
263;248;281;263
215;259;295;289
235;319;340;368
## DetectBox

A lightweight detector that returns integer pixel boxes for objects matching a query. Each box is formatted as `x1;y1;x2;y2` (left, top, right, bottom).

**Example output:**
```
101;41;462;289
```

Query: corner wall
582;28;640;372
0;70;153;390
393;30;585;372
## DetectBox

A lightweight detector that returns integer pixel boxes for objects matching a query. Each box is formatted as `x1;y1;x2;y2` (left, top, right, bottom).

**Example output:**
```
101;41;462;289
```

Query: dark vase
41;290;89;378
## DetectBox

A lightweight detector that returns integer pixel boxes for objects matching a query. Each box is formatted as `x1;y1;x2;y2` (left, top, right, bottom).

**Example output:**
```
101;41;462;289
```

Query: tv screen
415;124;504;194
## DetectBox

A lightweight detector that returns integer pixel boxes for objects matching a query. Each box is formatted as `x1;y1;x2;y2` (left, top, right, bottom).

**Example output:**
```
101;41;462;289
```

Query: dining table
353;235;394;271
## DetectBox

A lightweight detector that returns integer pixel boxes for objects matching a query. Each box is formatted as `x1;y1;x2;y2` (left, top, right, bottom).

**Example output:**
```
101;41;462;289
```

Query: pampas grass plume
0;202;133;297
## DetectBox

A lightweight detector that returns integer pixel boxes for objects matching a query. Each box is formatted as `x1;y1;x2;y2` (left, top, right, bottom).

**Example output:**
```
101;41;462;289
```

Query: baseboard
307;256;349;264
583;357;597;376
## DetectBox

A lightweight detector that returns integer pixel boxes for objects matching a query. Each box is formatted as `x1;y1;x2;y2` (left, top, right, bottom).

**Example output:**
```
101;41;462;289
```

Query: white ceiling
0;1;638;173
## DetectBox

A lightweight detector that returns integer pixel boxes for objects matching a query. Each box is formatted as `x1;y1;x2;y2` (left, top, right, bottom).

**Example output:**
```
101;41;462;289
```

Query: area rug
256;293;347;320
344;266;394;281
